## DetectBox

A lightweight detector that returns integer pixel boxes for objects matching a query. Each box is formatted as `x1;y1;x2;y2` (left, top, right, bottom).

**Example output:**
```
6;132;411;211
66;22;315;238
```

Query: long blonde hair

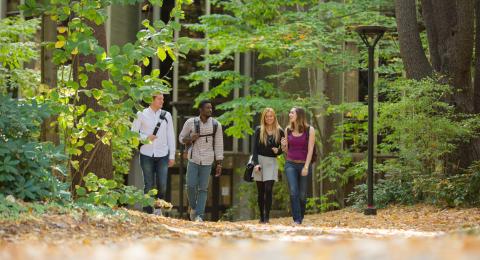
259;108;281;145
287;107;308;133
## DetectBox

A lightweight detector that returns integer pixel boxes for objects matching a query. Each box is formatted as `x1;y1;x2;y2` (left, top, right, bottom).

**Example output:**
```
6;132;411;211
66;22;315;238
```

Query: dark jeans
140;153;169;213
285;161;311;223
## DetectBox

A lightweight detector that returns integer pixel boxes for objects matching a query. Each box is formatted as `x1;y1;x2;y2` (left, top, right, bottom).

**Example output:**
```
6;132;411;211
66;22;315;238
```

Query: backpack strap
194;117;200;134
190;117;219;161
212;119;218;161
190;117;200;159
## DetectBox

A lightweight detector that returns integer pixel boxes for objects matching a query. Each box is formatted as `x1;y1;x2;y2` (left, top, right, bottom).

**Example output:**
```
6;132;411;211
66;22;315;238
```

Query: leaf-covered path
1;205;480;259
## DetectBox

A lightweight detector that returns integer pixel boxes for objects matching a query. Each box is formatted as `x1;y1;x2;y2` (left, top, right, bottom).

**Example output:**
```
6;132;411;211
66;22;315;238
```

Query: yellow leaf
50;15;58;21
143;57;150;67
71;47;79;55
57;26;67;33
157;47;167;61
142;4;149;11
166;46;176;61
55;41;65;49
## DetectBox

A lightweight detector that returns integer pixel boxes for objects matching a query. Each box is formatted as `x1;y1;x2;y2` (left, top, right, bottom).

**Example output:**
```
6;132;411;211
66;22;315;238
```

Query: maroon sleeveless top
287;130;308;161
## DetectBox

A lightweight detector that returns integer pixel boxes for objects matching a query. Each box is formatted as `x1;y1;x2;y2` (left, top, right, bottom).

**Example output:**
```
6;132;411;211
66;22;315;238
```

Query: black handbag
243;156;254;182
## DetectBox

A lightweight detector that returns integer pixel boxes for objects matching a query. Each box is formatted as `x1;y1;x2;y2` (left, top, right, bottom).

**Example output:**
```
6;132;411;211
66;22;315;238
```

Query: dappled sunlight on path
1;205;480;259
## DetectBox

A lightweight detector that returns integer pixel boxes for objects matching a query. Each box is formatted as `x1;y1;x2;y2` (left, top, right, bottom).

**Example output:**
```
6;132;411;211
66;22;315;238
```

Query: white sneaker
189;209;196;221
153;208;162;216
194;216;203;222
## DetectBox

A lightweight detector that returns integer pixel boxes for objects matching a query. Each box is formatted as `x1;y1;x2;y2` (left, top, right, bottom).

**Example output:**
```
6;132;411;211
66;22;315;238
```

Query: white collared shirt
131;107;176;159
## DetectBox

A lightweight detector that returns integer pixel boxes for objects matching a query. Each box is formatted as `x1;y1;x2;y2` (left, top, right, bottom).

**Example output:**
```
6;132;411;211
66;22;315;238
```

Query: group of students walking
251;107;315;225
132;94;223;222
132;93;315;225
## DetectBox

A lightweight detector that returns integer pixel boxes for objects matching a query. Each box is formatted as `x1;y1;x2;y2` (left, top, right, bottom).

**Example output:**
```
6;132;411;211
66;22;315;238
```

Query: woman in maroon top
280;107;315;225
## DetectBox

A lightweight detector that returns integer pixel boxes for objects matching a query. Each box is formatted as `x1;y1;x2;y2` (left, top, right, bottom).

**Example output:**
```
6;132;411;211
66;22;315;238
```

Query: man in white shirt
131;93;175;215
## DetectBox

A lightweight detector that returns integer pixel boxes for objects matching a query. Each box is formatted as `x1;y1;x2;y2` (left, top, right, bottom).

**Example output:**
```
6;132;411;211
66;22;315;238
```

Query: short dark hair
198;100;214;110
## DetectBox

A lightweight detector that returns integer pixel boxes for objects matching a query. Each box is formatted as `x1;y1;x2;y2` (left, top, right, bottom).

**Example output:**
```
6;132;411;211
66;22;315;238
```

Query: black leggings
256;180;275;220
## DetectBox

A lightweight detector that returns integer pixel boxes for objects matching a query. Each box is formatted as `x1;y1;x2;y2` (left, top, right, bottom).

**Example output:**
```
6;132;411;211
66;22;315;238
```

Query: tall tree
40;0;59;145
395;0;480;166
395;0;433;80
475;0;480;114
72;21;113;187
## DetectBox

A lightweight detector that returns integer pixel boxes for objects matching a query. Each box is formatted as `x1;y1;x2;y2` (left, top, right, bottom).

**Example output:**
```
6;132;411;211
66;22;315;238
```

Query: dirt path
1;205;480;259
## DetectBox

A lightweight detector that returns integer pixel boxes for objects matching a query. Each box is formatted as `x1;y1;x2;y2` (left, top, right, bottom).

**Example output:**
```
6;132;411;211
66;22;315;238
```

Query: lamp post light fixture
355;25;387;216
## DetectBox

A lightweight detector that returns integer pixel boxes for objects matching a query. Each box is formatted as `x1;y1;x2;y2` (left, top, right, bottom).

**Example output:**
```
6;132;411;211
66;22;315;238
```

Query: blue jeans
186;161;212;219
140;153;169;213
285;161;311;223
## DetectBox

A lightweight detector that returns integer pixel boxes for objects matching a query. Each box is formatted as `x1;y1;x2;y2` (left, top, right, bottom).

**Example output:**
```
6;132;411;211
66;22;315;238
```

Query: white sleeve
179;118;193;144
131;112;147;140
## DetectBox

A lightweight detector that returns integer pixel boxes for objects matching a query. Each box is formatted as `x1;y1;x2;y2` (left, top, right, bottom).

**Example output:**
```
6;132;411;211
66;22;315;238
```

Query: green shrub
0;95;68;201
345;78;480;208
75;172;155;208
306;190;339;213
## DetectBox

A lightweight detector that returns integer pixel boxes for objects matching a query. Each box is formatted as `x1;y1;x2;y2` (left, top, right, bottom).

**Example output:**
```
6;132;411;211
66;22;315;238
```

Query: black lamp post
355;26;386;216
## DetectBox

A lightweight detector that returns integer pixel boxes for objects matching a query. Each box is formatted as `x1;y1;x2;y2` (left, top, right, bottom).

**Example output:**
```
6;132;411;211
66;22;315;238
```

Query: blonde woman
280;107;315;225
251;108;285;223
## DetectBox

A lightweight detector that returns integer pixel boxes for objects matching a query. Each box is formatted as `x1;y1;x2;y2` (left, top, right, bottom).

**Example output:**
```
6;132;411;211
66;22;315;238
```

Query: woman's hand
301;166;308;176
281;137;287;148
254;165;262;172
272;147;279;154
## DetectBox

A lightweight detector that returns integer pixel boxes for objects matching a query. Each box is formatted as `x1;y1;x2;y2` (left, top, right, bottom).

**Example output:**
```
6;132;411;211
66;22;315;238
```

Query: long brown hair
259;108;281;145
288;107;308;133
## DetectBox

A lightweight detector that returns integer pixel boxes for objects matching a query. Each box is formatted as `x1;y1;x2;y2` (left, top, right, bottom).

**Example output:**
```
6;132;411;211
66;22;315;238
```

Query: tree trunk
453;0;475;113
420;0;456;74
474;0;480;114
72;21;113;188
421;0;474;112
40;8;60;145
395;0;433;80
420;0;441;71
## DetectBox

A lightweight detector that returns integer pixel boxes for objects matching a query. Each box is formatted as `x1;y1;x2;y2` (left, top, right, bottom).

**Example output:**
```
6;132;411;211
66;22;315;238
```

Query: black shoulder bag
243;156;254;182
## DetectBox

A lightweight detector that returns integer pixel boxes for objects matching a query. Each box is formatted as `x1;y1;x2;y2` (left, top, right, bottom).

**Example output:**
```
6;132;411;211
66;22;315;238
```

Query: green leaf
76;186;87;196
92;89;103;100
84;143;95;152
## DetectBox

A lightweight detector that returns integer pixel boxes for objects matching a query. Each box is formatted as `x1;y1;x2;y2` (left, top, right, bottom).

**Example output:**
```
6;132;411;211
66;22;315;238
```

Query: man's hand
191;133;199;142
182;133;199;146
168;159;175;168
215;163;222;177
147;135;157;141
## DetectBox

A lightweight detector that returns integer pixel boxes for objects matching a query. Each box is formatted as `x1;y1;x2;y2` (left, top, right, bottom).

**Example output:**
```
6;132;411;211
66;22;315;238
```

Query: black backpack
190;117;219;160
138;110;168;149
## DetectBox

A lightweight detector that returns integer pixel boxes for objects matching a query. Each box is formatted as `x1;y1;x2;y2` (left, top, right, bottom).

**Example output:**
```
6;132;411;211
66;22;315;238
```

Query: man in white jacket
131;93;175;215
